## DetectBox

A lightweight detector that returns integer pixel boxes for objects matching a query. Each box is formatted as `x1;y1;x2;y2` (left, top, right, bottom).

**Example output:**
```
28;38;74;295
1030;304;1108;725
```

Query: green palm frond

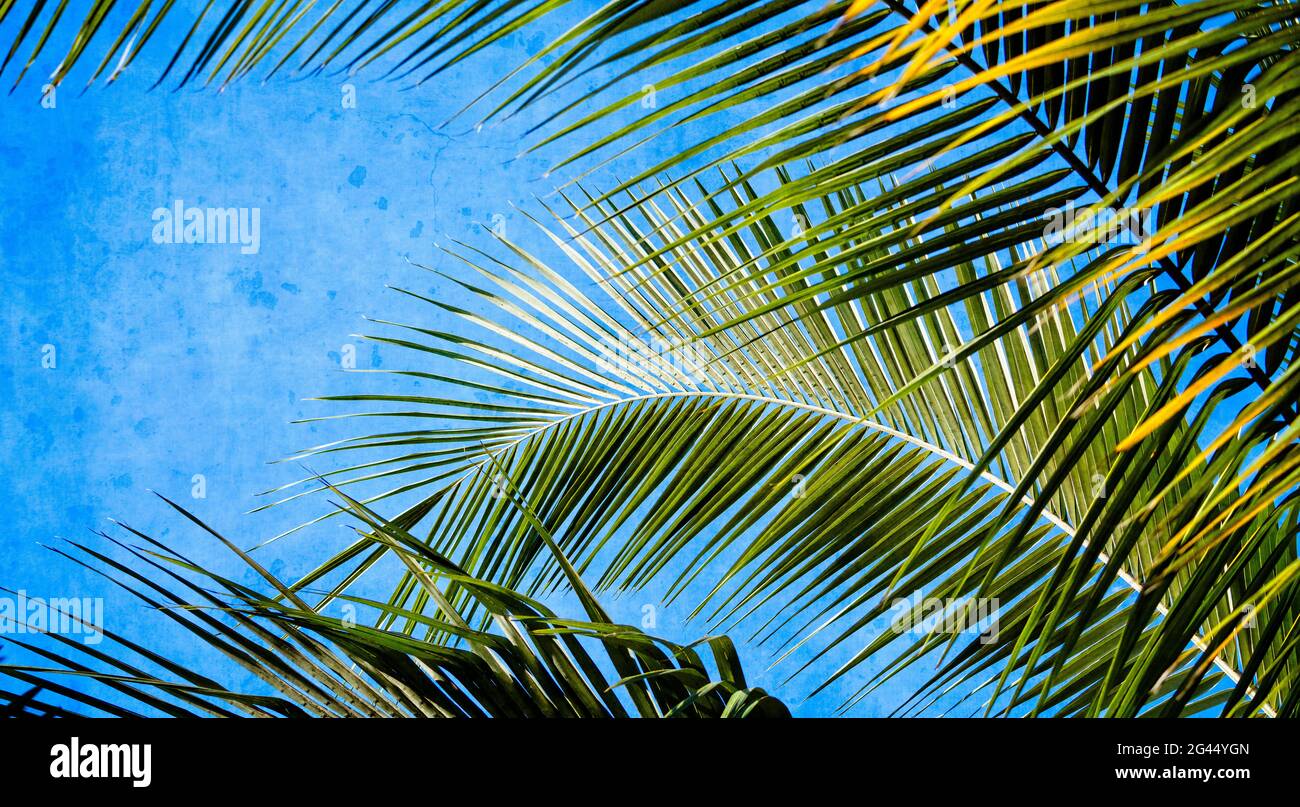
0;0;567;92
471;0;1298;446
0;491;787;718
437;0;1297;715
274;165;1297;716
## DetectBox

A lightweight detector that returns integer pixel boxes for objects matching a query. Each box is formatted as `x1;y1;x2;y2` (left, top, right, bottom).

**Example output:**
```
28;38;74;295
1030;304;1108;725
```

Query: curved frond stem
382;385;1271;712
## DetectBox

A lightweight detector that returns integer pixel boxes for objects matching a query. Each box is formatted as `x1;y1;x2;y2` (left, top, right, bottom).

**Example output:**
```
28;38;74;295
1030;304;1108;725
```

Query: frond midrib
421;386;1268;713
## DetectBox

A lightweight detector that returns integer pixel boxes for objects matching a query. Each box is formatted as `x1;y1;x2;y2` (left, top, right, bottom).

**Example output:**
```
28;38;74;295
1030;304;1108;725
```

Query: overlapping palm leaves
3;1;1297;715
258;158;1292;715
0;490;787;717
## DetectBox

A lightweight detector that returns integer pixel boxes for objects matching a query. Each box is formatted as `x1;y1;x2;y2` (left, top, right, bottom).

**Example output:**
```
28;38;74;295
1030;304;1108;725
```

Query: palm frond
0;491;787;718
0;0;576;92
279;166;1297;716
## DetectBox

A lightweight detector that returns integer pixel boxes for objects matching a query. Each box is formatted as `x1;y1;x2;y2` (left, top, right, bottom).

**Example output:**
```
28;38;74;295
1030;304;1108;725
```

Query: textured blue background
0;4;950;717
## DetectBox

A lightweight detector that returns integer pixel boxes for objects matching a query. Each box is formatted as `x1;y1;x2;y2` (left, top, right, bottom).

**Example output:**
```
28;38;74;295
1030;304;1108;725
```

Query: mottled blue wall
0;4;931;716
